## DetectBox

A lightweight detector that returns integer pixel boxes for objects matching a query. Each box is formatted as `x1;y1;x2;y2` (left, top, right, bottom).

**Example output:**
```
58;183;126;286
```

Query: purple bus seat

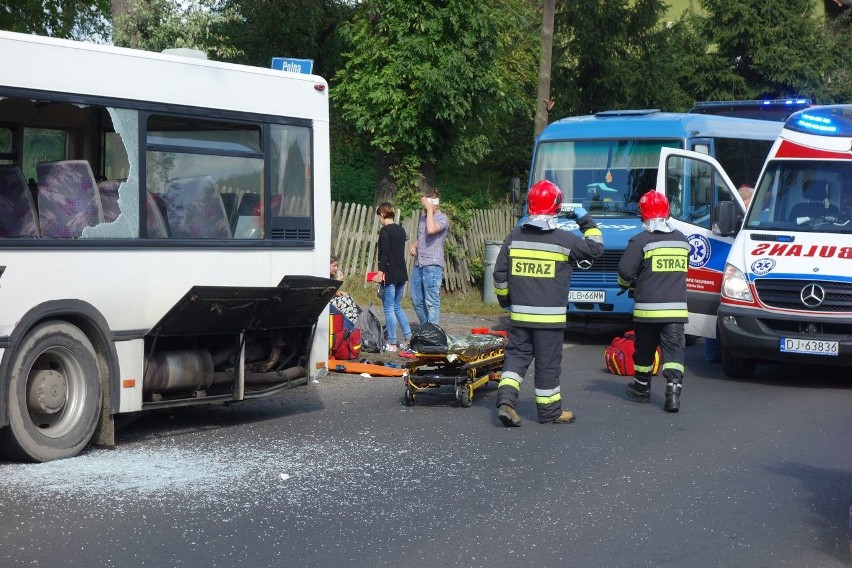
0;165;40;237
145;192;169;238
98;180;121;222
37;160;104;238
99;180;168;238
163;175;232;239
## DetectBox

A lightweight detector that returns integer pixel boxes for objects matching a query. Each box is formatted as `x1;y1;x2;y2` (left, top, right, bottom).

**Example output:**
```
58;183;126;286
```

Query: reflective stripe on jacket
617;229;689;323
494;215;604;329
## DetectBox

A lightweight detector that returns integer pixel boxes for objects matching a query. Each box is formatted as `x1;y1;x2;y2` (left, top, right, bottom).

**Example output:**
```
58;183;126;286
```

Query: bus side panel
0;347;5;427
116;339;144;413
310;121;332;378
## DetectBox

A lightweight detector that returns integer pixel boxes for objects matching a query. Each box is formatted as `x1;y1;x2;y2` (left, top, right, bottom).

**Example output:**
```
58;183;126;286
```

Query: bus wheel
1;322;102;462
721;348;755;379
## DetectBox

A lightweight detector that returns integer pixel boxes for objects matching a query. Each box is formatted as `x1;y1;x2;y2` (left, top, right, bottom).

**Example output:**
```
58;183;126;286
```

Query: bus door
656;148;743;338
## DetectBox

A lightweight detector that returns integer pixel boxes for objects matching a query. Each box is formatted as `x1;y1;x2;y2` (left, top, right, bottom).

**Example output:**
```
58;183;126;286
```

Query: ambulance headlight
721;263;753;302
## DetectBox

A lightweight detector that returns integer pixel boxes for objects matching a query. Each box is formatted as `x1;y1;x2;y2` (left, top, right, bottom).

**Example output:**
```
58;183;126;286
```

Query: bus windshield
531;139;681;217
745;160;852;234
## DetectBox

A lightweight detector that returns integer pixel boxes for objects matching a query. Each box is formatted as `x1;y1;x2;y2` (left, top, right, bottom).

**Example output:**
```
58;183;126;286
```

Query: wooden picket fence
331;201;514;293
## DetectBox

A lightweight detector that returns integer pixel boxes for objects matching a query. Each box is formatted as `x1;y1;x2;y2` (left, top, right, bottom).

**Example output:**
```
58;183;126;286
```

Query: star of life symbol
750;258;775;276
688;234;710;268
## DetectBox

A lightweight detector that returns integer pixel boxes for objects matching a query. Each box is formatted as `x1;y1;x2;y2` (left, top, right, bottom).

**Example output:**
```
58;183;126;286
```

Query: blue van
524;103;795;323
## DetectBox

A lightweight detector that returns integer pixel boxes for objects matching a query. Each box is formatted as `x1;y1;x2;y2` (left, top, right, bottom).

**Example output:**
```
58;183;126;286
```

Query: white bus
0;31;336;461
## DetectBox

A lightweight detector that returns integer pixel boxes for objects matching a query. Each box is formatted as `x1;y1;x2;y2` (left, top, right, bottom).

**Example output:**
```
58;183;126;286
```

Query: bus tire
721;348;755;379
0;322;102;462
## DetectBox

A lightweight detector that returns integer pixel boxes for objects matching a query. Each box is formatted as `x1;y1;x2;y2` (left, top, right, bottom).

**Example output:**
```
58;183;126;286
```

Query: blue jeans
410;265;443;325
382;282;411;344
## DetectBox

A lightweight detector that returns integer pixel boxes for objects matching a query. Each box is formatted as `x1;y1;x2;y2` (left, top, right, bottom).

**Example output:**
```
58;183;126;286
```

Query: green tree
332;0;538;207
552;0;700;116
0;0;110;40
689;0;836;101
822;7;852;101
112;0;241;59
216;0;352;76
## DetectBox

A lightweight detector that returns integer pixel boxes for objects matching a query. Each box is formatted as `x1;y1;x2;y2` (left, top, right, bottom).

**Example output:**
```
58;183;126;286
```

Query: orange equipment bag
604;330;660;376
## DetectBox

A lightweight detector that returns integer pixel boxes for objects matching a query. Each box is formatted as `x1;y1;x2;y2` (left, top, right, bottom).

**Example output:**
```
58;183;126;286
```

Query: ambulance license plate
569;290;605;302
779;338;839;356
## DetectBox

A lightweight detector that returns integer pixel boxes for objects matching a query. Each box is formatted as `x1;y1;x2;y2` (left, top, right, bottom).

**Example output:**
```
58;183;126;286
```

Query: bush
331;162;374;204
468;256;485;284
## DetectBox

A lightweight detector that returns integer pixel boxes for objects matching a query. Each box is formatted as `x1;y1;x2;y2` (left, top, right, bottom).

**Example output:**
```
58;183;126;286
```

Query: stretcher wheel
404;387;415;406
456;385;472;408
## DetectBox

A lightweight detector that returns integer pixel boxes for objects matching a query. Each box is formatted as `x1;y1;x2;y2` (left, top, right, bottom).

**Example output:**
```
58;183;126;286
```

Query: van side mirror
713;200;740;236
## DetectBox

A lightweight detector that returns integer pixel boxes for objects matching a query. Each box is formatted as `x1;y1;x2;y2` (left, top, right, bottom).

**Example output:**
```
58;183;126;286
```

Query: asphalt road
1;322;851;568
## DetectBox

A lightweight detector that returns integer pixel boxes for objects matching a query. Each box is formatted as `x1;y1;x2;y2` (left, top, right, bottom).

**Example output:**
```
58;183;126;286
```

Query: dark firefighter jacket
617;228;690;323
493;214;604;328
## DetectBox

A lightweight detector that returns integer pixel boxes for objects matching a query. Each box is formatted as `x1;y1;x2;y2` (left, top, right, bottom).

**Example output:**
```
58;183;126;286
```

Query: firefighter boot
626;379;651;403
551;410;576;424
497;405;521;427
664;381;682;413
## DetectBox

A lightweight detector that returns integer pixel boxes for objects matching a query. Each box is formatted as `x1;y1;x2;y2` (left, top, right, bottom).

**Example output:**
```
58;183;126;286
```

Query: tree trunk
375;152;437;204
533;0;555;139
417;163;437;195
375;151;396;205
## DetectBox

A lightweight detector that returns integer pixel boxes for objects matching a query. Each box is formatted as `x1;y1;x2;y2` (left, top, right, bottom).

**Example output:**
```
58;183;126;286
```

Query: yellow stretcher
403;331;506;407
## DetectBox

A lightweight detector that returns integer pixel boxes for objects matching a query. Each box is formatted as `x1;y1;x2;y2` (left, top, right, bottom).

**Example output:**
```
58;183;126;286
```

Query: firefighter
617;190;689;412
493;180;604;426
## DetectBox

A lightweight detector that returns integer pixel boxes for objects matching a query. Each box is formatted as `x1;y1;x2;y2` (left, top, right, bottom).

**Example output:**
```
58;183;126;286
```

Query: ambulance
656;105;852;378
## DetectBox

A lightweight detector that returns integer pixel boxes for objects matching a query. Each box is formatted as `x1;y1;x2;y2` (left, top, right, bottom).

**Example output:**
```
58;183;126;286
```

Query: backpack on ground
356;303;385;353
330;312;362;360
604;330;660;376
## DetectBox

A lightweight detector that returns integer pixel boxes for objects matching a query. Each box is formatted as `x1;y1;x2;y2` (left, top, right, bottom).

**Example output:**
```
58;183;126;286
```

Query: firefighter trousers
634;322;685;385
496;326;565;423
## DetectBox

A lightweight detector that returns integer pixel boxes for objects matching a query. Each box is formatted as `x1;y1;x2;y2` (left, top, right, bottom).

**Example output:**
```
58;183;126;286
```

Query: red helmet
638;190;670;220
527;180;563;216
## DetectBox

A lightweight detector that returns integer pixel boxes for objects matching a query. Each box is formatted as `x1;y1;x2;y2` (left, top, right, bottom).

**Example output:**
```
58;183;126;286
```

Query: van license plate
779;338;839;356
569;290;605;302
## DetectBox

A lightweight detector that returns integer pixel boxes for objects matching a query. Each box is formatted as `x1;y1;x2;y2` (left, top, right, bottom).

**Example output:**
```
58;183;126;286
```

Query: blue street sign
271;57;314;75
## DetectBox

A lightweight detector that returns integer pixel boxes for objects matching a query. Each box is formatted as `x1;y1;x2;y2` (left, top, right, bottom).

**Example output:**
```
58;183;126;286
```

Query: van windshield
531;139;681;217
745;160;852;234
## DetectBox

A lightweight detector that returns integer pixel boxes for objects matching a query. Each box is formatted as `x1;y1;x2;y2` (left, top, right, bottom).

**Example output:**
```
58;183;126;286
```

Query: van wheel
0;322;102;462
721;348;755;379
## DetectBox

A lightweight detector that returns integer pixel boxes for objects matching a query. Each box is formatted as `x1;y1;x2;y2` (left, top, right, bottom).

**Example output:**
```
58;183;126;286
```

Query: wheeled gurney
403;328;506;407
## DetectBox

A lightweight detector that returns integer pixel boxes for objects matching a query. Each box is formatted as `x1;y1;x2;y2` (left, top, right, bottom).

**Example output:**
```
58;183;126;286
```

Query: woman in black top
373;202;412;352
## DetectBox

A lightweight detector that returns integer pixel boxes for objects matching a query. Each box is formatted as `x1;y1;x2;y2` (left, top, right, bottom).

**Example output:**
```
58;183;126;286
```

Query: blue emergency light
692;98;811;109
785;105;852;137
688;99;811;121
